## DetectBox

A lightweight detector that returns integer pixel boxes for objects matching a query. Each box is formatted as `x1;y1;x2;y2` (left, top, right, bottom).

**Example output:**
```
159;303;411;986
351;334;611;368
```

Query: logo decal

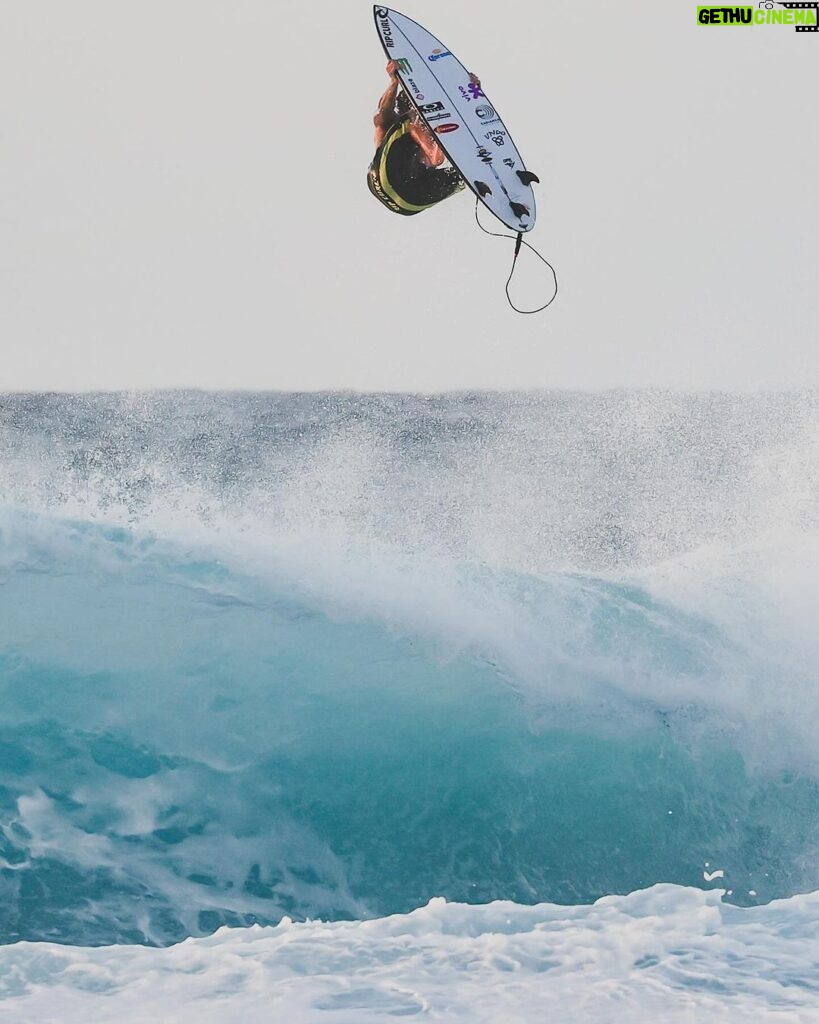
434;123;460;134
502;157;516;168
696;4;818;31
428;49;454;60
459;82;487;102
419;101;445;114
425;111;452;122
378;10;395;47
406;77;425;101
485;129;506;146
396;58;413;73
474;104;500;124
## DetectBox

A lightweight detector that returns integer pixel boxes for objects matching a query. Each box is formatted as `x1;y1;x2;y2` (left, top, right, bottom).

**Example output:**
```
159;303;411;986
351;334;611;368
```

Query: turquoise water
2;392;819;946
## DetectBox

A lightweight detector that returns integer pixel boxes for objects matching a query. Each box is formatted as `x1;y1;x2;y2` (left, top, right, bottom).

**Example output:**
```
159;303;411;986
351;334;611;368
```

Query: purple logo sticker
459;83;486;102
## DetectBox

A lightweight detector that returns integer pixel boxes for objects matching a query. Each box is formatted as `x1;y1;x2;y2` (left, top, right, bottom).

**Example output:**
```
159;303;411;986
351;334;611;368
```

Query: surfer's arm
373;62;400;145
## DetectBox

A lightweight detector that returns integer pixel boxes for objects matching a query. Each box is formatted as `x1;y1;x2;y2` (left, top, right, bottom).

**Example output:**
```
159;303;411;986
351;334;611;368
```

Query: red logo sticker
434;123;460;134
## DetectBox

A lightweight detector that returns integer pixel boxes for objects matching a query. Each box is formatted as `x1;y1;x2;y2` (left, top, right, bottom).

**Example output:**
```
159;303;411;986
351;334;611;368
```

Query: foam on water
2;885;819;1023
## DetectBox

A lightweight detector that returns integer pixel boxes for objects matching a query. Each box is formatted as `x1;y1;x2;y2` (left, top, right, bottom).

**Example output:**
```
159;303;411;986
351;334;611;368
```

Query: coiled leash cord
474;199;558;314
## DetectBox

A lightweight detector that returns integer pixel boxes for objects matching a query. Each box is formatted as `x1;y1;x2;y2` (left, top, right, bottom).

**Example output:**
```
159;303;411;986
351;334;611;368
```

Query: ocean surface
2;390;819;1020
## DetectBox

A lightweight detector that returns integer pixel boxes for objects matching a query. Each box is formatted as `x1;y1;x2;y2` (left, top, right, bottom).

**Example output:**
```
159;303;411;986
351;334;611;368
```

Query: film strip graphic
775;1;819;31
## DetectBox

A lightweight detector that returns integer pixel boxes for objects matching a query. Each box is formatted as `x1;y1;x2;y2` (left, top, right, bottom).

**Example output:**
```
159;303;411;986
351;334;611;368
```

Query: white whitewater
2;885;819;1022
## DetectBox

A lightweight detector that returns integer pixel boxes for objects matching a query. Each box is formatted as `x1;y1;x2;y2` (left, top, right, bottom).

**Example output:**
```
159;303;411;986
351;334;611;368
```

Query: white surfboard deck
373;6;537;233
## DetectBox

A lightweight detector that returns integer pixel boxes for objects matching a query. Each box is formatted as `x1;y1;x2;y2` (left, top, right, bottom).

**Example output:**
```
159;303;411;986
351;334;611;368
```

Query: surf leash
474;200;558;315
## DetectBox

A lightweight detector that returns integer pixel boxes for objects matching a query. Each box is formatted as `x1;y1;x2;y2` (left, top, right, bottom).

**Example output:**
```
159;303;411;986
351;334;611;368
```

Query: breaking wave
2;391;819;947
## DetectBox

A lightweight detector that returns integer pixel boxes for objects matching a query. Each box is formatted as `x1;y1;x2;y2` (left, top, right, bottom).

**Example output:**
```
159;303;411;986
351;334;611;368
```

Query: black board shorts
367;119;463;215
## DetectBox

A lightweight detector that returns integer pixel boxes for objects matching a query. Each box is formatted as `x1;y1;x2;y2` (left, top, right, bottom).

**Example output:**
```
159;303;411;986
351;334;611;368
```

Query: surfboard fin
474;181;493;198
509;201;530;219
516;170;540;185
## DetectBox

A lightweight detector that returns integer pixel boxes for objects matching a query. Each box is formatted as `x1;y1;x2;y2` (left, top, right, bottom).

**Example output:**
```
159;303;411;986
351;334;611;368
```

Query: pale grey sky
2;0;817;391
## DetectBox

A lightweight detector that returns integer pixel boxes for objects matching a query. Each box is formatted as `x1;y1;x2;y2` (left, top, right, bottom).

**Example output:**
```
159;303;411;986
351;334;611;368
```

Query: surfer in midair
367;61;479;216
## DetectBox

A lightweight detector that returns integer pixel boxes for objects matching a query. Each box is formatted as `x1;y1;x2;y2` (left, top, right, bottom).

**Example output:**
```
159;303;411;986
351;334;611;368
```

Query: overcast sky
2;0;817;391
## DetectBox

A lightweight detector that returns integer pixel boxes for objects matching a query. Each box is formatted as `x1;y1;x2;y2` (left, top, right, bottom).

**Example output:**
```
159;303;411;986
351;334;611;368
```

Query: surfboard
373;6;538;233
